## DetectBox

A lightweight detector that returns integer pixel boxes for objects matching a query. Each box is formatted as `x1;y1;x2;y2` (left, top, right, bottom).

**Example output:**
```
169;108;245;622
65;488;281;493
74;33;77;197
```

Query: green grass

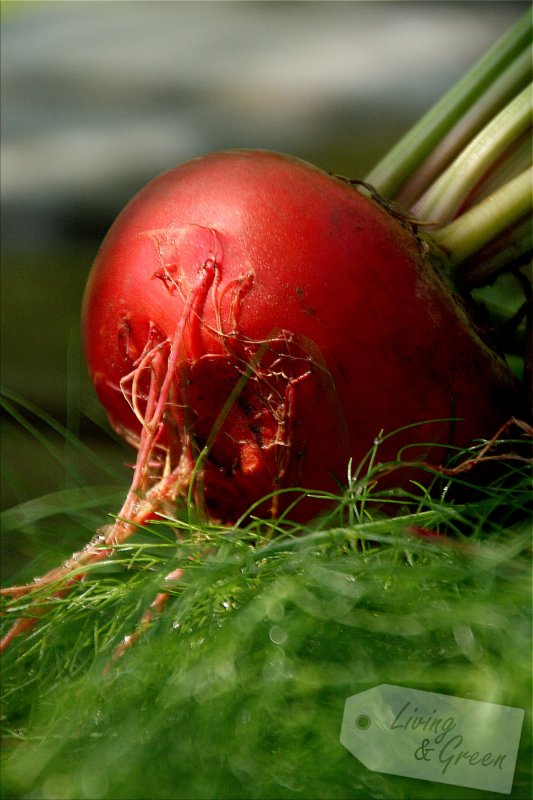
1;402;531;800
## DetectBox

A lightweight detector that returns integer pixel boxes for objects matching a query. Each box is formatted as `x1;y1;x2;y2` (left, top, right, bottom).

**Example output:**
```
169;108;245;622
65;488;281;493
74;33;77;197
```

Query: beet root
82;150;523;522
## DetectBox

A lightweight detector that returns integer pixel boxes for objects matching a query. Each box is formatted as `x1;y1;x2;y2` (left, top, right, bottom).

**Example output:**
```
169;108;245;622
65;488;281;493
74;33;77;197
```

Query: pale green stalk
395;48;532;207
463;129;531;204
430;166;532;266
413;84;532;223
458;216;532;287
366;12;531;200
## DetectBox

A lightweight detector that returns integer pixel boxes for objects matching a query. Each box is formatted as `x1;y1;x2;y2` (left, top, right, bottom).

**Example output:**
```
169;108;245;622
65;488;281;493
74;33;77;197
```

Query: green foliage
1;418;531;800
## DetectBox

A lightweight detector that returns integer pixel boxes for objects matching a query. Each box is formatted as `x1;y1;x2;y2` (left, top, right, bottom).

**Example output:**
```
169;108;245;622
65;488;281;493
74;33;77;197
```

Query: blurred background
0;1;526;532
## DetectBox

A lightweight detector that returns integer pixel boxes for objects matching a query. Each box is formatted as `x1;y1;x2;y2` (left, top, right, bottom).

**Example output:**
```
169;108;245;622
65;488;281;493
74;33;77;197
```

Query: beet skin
83;150;522;521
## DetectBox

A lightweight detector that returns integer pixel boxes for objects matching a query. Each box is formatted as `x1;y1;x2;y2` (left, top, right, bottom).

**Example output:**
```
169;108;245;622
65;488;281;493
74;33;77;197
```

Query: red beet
82;150;522;522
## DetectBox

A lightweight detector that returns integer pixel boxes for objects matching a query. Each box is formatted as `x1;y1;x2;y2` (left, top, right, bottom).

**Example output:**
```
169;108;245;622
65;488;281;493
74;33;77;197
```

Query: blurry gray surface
1;1;526;246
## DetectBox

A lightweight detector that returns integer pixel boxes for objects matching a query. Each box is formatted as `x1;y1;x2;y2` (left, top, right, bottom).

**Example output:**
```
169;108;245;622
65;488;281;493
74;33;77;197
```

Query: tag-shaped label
340;684;524;794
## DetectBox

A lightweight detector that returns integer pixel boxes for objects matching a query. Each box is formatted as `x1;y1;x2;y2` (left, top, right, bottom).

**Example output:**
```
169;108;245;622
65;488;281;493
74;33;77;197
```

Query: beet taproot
82;149;522;521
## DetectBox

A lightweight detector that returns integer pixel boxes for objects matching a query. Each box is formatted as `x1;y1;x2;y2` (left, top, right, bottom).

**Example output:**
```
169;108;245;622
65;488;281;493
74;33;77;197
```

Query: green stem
430;167;532;267
462;128;531;207
395;48;532;208
457;215;533;288
365;11;531;200
412;84;532;223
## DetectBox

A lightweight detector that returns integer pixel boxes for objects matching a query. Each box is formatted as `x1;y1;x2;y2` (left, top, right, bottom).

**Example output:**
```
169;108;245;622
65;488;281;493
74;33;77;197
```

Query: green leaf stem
413;84;532;224
430;166;532;266
366;11;531;202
